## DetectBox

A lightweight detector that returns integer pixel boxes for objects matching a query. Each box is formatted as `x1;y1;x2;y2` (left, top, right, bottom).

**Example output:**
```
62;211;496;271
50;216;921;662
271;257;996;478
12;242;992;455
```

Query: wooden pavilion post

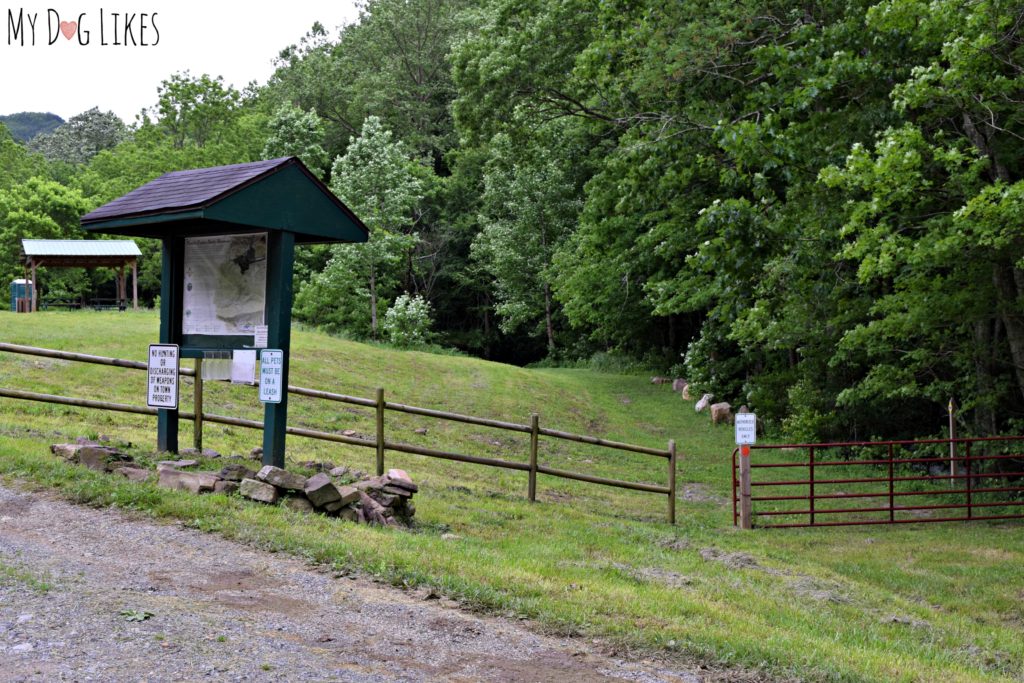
29;259;38;312
131;259;138;310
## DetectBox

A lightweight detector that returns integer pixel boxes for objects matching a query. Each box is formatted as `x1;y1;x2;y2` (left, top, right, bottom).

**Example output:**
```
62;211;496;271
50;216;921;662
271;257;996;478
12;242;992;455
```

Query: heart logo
60;21;77;40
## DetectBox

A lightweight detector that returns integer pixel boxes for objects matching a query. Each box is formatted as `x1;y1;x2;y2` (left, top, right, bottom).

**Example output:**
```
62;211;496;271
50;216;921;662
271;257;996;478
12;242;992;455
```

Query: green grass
0;556;53;594
1;310;1023;682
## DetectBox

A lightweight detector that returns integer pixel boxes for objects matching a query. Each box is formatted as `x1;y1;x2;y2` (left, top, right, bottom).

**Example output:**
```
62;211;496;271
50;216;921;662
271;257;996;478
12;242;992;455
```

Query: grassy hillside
1;310;1023;682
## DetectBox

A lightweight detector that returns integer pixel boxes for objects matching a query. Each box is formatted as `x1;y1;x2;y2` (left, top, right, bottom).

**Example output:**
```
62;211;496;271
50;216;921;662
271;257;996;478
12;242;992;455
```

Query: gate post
739;447;752;530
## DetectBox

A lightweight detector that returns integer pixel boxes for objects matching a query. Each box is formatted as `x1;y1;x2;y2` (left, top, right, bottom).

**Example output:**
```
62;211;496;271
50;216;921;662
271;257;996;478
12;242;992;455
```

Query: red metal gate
732;437;1024;528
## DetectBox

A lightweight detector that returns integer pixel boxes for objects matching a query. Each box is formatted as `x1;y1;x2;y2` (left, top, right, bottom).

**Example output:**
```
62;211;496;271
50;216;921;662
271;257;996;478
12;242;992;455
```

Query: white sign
231;350;257;385
253;325;269;349
259;349;284;404
182;233;268;336
147;344;179;409
735;413;757;445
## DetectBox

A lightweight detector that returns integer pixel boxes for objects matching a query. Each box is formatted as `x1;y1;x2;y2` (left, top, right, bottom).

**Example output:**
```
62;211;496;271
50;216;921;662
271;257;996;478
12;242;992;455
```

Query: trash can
10;279;32;312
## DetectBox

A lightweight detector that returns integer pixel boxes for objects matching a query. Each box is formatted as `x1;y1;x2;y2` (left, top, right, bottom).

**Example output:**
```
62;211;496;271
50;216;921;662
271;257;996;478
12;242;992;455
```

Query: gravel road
0;483;723;683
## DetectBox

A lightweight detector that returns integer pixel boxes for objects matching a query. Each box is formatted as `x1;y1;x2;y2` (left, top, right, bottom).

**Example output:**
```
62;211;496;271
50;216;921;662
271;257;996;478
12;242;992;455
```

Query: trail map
182;233;268;336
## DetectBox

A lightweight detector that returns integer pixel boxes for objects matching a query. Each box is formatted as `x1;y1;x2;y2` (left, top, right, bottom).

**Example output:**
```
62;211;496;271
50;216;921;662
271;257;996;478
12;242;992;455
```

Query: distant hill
0;112;64;142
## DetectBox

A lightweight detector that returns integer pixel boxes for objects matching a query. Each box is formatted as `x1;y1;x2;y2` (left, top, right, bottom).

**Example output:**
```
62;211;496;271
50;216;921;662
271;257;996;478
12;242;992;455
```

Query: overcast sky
1;1;361;122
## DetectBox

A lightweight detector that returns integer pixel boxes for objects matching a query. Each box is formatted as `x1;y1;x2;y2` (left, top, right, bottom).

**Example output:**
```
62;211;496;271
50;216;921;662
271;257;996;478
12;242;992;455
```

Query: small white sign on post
147;344;179;409
259;349;284;404
735;413;757;445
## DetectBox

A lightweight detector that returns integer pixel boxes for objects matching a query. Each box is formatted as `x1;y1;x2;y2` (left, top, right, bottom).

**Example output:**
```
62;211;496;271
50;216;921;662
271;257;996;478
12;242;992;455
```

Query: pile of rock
49;441;418;527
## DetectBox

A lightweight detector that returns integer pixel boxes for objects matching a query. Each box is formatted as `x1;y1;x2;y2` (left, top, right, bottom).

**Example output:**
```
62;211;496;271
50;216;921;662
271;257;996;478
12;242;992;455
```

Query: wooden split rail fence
0;342;678;523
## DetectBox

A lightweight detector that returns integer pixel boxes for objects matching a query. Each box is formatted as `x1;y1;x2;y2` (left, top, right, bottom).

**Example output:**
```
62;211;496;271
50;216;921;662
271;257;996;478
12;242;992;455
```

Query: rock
381;485;413;498
681;384;692;400
385;471;418;493
414;427;428;435
671;378;687;392
337;507;359;523
114;466;151;483
358;491;392;526
256;465;308;491
239;478;279;504
694;393;714;413
10;642;33;653
650;376;670;385
282;494;314;514
354;476;388;492
328;466;350;478
157;468;220;494
336;485;360;506
78;446;130;472
51;443;83;461
322;499;352;513
710;402;733;425
158;459;199;469
218;463;257;482
738;405;750;414
304;473;342;508
214;480;240;495
341;429;357;437
202;448;221;459
249;446;263;461
373;492;399;508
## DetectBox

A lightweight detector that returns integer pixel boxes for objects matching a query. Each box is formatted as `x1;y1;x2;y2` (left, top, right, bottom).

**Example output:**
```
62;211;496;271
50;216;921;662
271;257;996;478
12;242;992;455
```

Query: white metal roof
21;239;141;258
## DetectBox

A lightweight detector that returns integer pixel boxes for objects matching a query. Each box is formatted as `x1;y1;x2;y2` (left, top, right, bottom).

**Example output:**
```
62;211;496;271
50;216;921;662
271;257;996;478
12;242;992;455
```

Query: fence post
668;439;677;525
739;448;752;530
948;398;957;489
965;440;973;519
193;358;203;451
528;413;539;502
809;446;816;526
375;387;385;476
888;443;895;523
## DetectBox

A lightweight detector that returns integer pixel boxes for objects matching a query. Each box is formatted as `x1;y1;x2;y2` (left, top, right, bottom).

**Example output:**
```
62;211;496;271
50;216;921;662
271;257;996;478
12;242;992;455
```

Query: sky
0;1;362;122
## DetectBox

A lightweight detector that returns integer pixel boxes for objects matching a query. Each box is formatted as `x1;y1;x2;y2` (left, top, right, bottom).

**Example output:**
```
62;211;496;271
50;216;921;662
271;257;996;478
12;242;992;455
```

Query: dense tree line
3;0;1024;441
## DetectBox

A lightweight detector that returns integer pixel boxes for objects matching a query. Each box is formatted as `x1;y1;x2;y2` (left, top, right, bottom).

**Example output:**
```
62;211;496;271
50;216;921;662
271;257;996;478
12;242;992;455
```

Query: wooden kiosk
80;157;369;467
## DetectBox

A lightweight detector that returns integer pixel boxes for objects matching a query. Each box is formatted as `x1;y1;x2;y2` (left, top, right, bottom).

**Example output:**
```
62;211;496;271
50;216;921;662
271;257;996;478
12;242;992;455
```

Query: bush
382;294;433;347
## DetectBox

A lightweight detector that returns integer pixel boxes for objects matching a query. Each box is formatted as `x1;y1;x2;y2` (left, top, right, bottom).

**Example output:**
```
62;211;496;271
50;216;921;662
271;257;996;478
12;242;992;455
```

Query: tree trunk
972;319;999;436
370;266;378;340
543;283;556;352
993;261;1024;400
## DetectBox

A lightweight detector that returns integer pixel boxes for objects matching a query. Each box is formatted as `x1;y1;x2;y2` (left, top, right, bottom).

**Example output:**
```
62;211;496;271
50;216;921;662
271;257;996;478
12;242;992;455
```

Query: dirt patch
0;493;35;518
678;484;727;506
657;537;690;552
788;577;850;604
699;548;767;572
612;563;693;589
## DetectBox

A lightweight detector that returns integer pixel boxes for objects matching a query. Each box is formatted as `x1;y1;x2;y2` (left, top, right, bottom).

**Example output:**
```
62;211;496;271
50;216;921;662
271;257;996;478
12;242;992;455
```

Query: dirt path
0;484;718;682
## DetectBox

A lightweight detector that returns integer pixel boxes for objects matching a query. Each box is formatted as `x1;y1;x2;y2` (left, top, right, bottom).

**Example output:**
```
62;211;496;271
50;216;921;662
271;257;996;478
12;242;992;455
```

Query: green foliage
295;116;426;339
382;293;434;346
27;108;130;165
262;104;329;179
0;177;90;295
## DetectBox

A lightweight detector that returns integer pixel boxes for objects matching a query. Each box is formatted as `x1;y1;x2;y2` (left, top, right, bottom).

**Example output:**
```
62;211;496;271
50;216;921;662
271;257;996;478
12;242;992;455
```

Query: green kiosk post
81;157;369;467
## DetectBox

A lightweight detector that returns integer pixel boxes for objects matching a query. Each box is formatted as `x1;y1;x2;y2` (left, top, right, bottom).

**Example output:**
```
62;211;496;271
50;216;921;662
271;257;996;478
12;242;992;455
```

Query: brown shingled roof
81;157;292;223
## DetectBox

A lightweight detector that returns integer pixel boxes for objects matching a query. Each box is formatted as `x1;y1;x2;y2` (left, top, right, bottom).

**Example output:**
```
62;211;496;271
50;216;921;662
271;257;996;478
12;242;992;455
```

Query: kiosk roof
81;157;369;244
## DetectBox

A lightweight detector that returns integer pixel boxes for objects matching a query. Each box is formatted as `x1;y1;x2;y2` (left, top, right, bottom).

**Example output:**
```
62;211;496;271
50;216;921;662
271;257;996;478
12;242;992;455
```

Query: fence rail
732;437;1024;528
0;342;678;523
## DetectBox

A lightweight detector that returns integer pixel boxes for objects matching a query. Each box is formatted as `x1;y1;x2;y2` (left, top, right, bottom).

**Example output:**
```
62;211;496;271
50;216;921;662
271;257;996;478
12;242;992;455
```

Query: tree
0;123;48;191
0;177;90;295
28;108;129;165
149;72;242;148
295;116;425;338
262;104;329;179
472;130;580;351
